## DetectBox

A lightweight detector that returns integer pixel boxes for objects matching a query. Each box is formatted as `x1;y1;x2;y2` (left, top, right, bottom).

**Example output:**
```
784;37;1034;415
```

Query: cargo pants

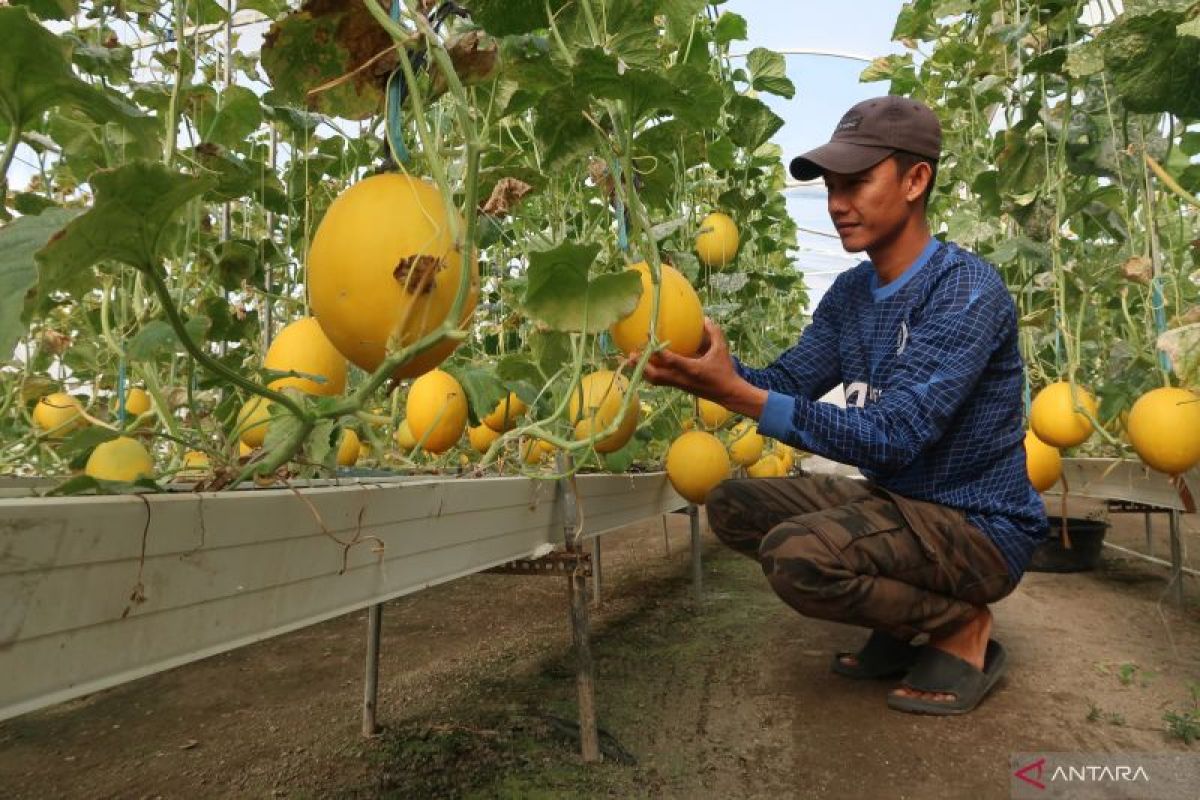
705;473;1017;641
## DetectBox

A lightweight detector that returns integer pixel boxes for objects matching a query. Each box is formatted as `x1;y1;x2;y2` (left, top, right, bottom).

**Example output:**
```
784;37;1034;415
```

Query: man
640;96;1048;715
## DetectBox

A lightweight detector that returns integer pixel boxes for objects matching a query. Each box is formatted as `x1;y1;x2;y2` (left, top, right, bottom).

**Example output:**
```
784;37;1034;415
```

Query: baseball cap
789;96;941;181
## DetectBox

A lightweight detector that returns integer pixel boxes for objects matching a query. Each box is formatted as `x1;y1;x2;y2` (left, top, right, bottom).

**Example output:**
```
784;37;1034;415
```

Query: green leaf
0;7;146;131
37;161;215;274
708;135;737;171
453;366;509;427
713;12;748;45
523;243;642;334
747;48;795;99
727;95;784;151
0;208;79;359
1100;10;1200;118
529;330;572;377
1064;39;1105;78
238;0;287;17
464;0;573;36
11;0;77;22
126;316;211;361
201;86;264;148
305;419;336;468
45;475;101;497
57;426;120;461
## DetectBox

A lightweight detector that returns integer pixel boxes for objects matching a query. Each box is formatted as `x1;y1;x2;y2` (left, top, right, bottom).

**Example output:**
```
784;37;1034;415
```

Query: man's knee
759;522;847;601
705;479;747;546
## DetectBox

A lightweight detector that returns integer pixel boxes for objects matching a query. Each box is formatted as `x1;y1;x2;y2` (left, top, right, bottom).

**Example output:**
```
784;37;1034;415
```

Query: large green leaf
0;7;146;131
0;208;80;359
747;48;795;99
726;95;784;151
37;162;215;275
10;0;78;21
522;243;642;334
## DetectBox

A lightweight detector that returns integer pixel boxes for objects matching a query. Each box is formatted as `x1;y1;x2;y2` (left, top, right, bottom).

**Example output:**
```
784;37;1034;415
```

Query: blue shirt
738;239;1048;580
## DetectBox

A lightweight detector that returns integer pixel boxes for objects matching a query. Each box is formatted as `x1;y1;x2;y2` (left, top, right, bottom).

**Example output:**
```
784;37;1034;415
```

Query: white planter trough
0;472;685;723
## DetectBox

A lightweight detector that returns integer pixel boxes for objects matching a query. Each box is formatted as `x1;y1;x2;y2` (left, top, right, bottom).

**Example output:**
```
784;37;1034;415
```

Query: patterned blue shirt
739;239;1048;580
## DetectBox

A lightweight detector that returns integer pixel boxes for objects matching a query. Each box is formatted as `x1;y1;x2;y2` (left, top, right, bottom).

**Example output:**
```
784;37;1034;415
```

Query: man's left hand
632;318;768;419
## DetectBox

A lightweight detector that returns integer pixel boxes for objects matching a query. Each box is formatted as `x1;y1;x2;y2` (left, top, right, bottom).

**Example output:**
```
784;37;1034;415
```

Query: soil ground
1;499;1198;799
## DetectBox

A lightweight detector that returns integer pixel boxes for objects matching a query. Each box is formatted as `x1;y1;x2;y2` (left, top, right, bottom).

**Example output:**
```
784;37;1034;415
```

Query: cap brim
789;142;896;181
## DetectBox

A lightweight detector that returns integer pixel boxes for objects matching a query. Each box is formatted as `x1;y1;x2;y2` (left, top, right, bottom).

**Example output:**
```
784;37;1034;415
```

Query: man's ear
905;161;932;204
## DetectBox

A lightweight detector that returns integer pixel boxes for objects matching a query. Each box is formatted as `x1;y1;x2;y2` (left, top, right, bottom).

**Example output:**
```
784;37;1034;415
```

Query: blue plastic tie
1150;276;1171;372
612;160;629;253
386;0;411;165
117;359;127;427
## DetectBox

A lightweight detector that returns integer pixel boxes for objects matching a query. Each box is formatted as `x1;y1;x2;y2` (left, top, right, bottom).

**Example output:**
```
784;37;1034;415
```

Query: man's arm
733;289;843;402
756;274;1011;472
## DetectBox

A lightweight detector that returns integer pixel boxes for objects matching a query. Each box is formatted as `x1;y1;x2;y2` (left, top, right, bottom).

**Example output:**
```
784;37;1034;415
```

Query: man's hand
631;318;768;419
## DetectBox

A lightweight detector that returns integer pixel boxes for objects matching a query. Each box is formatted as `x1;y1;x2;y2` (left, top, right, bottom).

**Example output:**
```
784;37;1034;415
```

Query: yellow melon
728;421;764;466
308;173;478;380
568;370;639;454
405;369;468;454
482;392;527;432
666;431;731;504
1030;381;1098;448
694;212;740;267
1126;387;1200;475
609;262;704;357
264;316;348;396
1023;430;1061;492
33;392;86;438
86;436;155;482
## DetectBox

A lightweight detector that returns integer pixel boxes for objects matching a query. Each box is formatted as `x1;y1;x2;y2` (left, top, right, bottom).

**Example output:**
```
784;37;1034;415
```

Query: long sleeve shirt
738;238;1048;580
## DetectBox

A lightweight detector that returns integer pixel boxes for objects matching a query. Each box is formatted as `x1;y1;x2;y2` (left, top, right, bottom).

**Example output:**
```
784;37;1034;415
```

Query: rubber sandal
831;631;920;680
886;639;1007;716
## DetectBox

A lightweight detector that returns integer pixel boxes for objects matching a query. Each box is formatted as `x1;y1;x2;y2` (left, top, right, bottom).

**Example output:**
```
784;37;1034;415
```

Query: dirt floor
1;499;1198;799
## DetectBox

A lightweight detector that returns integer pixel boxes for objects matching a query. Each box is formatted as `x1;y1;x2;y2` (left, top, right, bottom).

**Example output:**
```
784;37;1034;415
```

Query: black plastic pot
1026;517;1110;573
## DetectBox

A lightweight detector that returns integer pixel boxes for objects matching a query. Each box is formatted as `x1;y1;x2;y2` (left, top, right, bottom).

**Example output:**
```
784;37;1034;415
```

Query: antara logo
1013;756;1151;789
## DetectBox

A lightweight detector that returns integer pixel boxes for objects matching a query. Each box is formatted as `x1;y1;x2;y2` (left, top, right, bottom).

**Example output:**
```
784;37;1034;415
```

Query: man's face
823;157;924;254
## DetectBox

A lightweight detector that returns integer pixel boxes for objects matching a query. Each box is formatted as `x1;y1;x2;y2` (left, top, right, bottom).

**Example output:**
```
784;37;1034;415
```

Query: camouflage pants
705;474;1016;641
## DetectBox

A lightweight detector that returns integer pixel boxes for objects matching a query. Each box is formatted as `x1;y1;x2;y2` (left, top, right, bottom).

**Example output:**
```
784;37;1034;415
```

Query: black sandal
886;639;1007;715
831;631;920;680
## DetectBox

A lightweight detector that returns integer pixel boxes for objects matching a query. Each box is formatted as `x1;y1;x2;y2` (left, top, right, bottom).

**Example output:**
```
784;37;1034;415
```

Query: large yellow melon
264;316;348;396
1030;381;1098;448
405;369;468;454
568;371;639;454
609;262;704;357
666;431;731;504
308;173;479;380
1126;387;1200;475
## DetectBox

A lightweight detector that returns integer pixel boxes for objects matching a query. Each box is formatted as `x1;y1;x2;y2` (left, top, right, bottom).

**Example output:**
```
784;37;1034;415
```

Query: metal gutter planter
0;472;686;726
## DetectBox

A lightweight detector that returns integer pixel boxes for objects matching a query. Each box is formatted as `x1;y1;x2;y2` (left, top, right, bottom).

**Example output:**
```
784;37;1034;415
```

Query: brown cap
789;96;941;181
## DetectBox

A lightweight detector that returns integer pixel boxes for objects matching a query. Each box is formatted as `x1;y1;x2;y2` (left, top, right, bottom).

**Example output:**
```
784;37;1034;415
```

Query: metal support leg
688;504;702;603
556;455;600;762
591;535;603;607
1168;511;1184;607
1144;511;1153;558
362;603;382;737
568;564;600;762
